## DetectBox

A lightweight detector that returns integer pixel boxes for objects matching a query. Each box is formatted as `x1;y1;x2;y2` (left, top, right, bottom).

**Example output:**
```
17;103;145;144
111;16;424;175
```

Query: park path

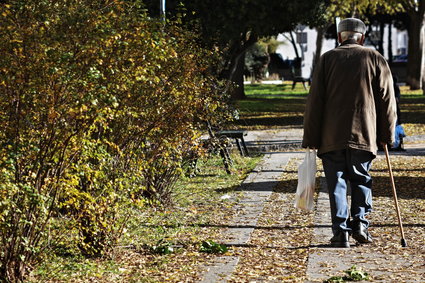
198;129;425;282
199;151;302;282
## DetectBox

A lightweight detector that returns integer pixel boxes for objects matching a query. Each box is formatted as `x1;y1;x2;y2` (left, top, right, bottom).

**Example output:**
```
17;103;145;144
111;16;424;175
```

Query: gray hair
340;31;363;42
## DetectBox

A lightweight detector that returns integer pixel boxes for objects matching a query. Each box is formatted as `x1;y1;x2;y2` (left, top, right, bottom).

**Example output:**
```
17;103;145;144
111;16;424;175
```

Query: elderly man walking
302;18;397;248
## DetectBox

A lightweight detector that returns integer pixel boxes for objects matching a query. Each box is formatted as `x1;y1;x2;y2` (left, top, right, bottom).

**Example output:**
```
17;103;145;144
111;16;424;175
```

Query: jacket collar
340;39;359;46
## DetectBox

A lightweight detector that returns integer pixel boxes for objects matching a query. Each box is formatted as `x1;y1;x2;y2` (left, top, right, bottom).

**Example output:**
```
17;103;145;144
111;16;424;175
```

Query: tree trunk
289;32;303;76
230;52;246;100
378;21;385;56
406;10;425;90
289;32;300;59
222;32;257;100
388;22;393;64
421;25;425;95
312;24;328;78
282;32;302;75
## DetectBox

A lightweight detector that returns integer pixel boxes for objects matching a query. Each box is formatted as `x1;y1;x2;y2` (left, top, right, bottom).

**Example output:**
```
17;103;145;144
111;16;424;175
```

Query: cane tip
401;238;407;247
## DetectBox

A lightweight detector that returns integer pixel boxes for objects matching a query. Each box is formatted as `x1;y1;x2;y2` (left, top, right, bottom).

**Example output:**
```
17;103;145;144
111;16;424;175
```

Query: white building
275;25;408;79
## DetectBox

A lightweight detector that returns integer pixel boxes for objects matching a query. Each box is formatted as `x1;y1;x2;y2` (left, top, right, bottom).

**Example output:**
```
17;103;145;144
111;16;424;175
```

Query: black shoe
352;222;373;244
330;231;350;248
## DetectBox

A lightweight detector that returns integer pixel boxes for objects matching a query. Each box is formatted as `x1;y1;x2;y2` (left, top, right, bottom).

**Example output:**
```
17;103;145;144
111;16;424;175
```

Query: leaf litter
228;153;425;282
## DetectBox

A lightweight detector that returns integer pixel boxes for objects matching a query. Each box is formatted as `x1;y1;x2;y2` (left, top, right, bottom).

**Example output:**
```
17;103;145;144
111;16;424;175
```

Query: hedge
0;0;232;281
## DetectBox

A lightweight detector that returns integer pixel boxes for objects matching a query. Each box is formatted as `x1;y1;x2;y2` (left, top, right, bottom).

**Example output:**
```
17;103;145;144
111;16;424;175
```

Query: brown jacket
302;39;397;157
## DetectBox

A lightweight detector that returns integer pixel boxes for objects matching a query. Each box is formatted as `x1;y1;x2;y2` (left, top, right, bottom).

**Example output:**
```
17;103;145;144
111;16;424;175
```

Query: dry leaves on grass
230;157;316;282
403;123;425;138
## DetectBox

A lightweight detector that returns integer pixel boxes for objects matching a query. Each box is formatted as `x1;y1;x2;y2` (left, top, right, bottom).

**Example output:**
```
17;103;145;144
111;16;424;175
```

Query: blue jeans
320;149;373;235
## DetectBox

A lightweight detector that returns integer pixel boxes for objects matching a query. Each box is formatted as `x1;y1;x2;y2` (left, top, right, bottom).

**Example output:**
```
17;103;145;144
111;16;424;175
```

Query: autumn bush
0;0;231;281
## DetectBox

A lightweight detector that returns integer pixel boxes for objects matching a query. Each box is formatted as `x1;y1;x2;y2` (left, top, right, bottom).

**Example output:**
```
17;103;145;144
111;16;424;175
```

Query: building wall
274;25;408;79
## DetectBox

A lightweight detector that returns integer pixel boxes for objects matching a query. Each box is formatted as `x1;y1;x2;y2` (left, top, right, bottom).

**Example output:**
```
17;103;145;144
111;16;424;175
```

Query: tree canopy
147;0;327;98
0;0;232;280
318;0;424;91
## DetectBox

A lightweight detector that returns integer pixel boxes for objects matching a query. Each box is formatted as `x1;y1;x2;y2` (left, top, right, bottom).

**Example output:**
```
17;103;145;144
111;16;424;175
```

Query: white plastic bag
294;148;317;210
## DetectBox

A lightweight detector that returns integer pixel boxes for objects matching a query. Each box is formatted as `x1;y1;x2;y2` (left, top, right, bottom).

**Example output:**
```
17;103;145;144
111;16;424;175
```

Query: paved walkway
199;129;425;282
306;177;422;282
244;128;304;153
200;151;302;282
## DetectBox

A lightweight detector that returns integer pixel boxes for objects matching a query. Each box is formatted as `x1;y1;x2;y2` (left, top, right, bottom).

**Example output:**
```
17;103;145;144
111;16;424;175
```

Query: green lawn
233;83;425;136
243;82;308;98
232;83;308;130
398;86;425;137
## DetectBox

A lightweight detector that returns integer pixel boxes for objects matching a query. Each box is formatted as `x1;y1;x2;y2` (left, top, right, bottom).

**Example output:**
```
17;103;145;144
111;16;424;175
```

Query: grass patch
399;85;423;97
244;82;309;98
233;83;307;130
29;153;262;282
399;86;425;137
233;83;425;135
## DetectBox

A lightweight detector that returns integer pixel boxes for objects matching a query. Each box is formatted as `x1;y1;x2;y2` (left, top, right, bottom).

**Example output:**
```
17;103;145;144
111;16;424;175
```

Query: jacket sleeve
375;56;397;145
302;55;326;148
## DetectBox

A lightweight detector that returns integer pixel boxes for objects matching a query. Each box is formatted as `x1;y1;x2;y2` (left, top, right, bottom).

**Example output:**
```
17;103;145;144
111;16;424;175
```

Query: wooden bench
198;136;232;174
190;123;235;175
292;76;309;90
217;130;249;156
187;125;249;176
290;69;310;90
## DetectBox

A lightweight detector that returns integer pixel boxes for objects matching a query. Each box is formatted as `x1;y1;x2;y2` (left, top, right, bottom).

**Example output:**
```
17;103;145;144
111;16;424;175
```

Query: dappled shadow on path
237;180;279;192
377;147;425;156
195;222;424;230
275;175;425;200
371;175;425;199
213;173;425;199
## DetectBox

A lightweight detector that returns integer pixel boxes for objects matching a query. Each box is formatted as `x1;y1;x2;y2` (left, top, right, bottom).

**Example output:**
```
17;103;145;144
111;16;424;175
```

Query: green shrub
0;0;231;280
245;42;270;82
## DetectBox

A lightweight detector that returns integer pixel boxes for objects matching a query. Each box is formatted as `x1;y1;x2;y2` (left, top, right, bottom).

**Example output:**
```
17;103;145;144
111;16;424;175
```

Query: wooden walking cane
383;144;407;247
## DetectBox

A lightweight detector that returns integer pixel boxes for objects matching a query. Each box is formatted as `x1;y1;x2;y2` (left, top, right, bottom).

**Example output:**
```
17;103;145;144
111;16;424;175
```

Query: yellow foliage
0;0;232;278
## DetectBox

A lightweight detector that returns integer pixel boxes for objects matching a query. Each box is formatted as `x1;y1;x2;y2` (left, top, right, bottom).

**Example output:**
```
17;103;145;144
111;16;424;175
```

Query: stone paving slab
198;128;425;282
198;152;293;282
306;175;424;282
223;152;292;246
243;128;425;155
199;256;239;283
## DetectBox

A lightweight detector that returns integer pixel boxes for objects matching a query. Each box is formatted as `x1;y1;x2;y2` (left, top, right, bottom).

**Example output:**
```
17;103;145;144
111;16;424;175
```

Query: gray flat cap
338;18;366;34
